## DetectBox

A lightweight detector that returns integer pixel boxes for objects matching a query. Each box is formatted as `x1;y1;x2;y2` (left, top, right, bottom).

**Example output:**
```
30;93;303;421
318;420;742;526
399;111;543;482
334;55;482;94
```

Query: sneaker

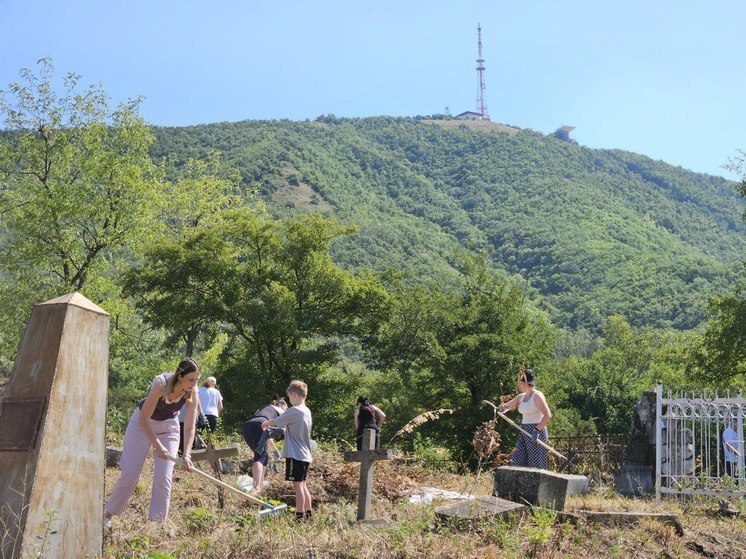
102;516;111;530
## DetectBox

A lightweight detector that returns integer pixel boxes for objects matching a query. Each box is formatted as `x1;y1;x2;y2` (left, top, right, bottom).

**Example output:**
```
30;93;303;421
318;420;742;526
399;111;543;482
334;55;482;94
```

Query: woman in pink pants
105;358;200;524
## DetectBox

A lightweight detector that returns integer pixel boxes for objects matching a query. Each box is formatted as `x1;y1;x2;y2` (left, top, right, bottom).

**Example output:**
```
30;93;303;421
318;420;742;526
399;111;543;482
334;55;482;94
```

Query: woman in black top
241;396;287;495
354;396;386;450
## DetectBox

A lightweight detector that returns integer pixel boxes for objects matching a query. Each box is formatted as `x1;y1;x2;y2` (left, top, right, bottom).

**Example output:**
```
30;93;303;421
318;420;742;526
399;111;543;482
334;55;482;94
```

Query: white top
198;386;223;416
269;404;313;463
518;391;544;425
723;427;739;463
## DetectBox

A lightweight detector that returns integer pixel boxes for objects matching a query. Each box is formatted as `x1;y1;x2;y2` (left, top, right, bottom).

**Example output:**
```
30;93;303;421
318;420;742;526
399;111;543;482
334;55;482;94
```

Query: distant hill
150;116;745;331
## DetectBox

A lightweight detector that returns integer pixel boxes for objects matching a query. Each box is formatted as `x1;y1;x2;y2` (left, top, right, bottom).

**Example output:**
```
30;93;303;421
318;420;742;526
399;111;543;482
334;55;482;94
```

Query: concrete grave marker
189;442;240;508
435;496;527;524
0;293;109;559
343;428;393;521
493;465;589;510
191;442;240;474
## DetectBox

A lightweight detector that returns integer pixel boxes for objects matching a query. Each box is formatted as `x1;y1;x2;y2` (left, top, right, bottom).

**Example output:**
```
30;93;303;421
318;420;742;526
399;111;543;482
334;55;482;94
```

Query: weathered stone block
435;496;526;523
493;466;589;510
106;446;123;468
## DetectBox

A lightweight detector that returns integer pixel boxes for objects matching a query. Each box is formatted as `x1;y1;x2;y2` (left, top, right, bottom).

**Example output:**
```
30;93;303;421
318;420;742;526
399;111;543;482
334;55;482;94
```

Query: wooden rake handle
496;411;568;461
166;455;270;508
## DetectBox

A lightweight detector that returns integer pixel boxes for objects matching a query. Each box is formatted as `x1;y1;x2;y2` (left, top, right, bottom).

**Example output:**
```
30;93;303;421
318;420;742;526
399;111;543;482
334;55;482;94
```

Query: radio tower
476;23;490;121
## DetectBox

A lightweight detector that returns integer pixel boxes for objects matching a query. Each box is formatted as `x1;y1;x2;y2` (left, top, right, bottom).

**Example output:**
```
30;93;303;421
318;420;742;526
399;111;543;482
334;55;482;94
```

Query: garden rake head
258;501;288;518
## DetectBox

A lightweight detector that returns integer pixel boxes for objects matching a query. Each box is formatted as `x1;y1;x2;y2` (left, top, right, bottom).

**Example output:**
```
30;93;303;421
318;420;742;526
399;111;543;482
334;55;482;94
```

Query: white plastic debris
236;474;254;493
408;486;474;505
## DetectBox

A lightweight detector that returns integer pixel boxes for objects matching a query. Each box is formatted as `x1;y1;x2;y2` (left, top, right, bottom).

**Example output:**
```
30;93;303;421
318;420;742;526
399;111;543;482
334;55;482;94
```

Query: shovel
167;455;287;517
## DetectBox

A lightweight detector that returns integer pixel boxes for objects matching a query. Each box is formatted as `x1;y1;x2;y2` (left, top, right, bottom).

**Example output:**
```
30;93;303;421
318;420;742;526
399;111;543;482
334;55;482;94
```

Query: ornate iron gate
655;383;745;501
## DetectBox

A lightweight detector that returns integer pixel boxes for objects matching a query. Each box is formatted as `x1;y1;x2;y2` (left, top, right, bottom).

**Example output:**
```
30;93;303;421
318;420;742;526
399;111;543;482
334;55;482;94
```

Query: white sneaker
102;516;111;530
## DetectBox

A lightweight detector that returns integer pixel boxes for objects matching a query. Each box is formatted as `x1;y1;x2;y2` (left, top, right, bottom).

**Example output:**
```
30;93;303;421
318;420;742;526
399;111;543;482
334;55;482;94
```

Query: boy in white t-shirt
262;380;313;522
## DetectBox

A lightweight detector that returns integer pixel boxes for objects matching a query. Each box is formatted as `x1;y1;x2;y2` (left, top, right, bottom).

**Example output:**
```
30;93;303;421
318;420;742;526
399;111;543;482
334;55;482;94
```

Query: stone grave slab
0;293;109;559
493;466;589;510
435;496;527;523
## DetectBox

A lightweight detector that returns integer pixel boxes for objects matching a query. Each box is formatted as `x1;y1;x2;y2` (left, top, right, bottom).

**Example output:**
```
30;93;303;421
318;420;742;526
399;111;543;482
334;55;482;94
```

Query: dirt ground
99;445;746;558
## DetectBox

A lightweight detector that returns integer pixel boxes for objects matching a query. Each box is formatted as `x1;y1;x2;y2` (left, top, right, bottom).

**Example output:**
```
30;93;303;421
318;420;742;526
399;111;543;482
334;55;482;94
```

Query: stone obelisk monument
0;293;109;559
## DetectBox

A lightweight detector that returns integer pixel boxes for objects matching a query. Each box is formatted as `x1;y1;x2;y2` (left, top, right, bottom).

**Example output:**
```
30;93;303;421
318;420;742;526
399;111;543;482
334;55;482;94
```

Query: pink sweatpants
105;408;180;521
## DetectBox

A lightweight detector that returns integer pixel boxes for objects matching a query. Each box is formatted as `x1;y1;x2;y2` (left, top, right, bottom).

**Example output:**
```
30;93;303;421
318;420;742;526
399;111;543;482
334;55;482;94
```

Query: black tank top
357;404;379;434
251;404;281;422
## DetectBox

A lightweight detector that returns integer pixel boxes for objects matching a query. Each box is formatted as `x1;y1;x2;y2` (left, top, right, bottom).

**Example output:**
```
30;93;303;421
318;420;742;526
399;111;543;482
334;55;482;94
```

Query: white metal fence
655;383;745;501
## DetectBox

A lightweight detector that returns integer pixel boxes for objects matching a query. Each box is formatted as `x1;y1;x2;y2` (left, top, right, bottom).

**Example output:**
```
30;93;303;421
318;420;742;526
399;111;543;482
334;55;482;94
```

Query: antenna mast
476;23;490;121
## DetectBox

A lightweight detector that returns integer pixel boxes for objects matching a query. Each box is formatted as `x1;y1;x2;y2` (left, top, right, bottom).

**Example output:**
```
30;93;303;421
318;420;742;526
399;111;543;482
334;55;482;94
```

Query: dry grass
103;446;746;559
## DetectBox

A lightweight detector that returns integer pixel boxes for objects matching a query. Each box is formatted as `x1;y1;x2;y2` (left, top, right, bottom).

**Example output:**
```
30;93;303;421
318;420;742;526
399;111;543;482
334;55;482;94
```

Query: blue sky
1;0;744;178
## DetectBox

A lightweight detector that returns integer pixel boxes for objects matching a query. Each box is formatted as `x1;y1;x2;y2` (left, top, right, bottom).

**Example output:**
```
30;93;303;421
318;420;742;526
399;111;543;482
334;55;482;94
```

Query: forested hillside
1;62;743;447
151;116;744;331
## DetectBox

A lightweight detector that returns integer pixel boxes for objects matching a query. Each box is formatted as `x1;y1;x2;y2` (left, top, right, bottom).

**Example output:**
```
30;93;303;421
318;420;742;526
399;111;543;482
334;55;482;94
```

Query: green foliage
150;116;744;332
411;433;456;471
688;155;745;385
368;252;555;449
184;508;216;535
0;59;160;363
544;315;698;433
689;293;746;384
523;507;557;547
126;208;391;427
488;517;522;554
1;63;741;456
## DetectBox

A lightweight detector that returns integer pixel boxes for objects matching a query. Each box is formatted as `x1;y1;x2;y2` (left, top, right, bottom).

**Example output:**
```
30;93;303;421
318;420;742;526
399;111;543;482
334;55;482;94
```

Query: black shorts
285;458;310;482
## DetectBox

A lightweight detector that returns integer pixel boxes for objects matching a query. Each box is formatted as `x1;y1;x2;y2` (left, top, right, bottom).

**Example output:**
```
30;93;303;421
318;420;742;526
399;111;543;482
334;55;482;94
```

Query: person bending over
104;358;199;525
241;395;287;494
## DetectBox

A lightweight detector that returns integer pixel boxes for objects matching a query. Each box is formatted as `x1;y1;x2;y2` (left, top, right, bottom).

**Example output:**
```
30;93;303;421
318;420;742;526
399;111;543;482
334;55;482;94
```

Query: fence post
738;389;745;489
655;382;663;503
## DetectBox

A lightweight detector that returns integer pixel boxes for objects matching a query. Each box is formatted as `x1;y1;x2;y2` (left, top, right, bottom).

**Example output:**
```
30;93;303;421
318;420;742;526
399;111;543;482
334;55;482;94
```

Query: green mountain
150;116;744;331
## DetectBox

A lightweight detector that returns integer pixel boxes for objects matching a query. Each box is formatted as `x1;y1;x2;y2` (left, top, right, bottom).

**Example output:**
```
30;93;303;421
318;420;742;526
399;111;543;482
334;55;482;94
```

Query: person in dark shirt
354;396;386;450
241;395;287;495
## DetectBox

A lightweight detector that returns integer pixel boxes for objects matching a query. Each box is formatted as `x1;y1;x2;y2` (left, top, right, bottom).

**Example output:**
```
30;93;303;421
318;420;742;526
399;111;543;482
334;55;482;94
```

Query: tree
689;150;746;383
726;149;746;220
126;208;390;399
691;295;746;382
0;58;159;291
122;153;243;356
368;252;555;448
0;59;160;356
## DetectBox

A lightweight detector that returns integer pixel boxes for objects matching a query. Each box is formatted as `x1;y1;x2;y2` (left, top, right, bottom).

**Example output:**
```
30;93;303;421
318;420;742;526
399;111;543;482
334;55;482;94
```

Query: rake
167;455;287;517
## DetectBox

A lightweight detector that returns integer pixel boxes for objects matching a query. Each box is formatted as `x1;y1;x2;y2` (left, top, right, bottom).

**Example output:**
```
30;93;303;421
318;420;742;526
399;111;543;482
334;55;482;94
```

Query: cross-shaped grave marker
343;428;393;521
189;441;240;508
